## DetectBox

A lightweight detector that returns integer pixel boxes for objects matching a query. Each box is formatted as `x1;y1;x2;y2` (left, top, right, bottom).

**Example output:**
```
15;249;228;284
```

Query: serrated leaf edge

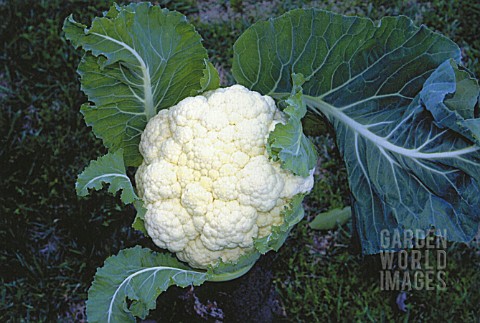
105;266;208;323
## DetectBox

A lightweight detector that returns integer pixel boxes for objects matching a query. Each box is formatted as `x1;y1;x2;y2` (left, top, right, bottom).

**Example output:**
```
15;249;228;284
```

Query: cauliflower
135;85;314;269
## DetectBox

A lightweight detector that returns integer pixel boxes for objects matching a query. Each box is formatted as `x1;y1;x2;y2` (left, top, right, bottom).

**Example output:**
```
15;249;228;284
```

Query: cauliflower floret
201;200;258;250
136;85;314;269
144;199;198;252
238;156;286;212
140;109;171;163
176;239;250;269
139;161;181;203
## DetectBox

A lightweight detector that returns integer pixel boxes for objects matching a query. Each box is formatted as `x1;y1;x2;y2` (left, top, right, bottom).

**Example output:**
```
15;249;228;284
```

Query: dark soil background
153;253;282;322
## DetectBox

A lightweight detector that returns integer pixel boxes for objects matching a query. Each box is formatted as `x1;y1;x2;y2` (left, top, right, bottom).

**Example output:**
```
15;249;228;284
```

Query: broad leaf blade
306;67;480;253
76;149;137;204
233;9;480;253
87;246;209;323
63;3;209;166
233;10;460;96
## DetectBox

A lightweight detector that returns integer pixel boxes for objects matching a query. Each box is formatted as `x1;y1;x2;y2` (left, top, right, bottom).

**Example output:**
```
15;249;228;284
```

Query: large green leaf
87;246;209;322
87;246;261;322
63;3;211;166
233;9;480;253
76;149;137;204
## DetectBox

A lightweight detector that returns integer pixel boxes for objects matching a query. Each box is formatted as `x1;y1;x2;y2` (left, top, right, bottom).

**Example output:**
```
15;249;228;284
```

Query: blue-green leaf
86;246;261;322
76;149;137;204
233;9;480;253
421;59;480;144
87;246;209;323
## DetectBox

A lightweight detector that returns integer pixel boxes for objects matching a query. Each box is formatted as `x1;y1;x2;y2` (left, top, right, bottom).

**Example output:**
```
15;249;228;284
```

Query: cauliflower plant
135;85;314;269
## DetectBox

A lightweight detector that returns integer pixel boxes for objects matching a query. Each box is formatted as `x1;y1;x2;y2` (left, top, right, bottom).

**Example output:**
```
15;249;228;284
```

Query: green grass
1;0;479;321
274;225;480;321
274;130;480;321
1;1;135;320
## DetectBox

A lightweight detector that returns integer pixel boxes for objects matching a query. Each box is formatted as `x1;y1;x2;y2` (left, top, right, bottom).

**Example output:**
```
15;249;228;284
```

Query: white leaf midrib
91;32;155;120
82;173;130;191
107;266;206;322
305;95;479;160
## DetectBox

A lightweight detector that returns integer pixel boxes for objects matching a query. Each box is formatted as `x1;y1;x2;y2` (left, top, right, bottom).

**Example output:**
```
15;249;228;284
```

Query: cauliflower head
135;85;314;269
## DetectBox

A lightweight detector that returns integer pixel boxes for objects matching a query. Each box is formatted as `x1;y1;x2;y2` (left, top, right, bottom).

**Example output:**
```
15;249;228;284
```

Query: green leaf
87;246;261;322
208;251;260;282
76;149;137;204
63;3;209;166
233;9;480;253
309;206;351;230
132;200;147;235
421;59;480;144
268;73;317;176
197;59;220;94
254;194;306;253
87;246;209;323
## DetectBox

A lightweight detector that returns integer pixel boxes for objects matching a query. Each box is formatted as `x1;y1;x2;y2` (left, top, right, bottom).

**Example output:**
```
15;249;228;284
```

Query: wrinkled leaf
233;9;480;253
268;73;318;176
87;246;262;322
76;149;137;204
63;3;210;166
421;59;480;144
87;246;209;322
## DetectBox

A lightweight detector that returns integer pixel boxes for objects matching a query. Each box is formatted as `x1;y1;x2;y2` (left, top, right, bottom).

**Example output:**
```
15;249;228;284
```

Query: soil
150;252;287;322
